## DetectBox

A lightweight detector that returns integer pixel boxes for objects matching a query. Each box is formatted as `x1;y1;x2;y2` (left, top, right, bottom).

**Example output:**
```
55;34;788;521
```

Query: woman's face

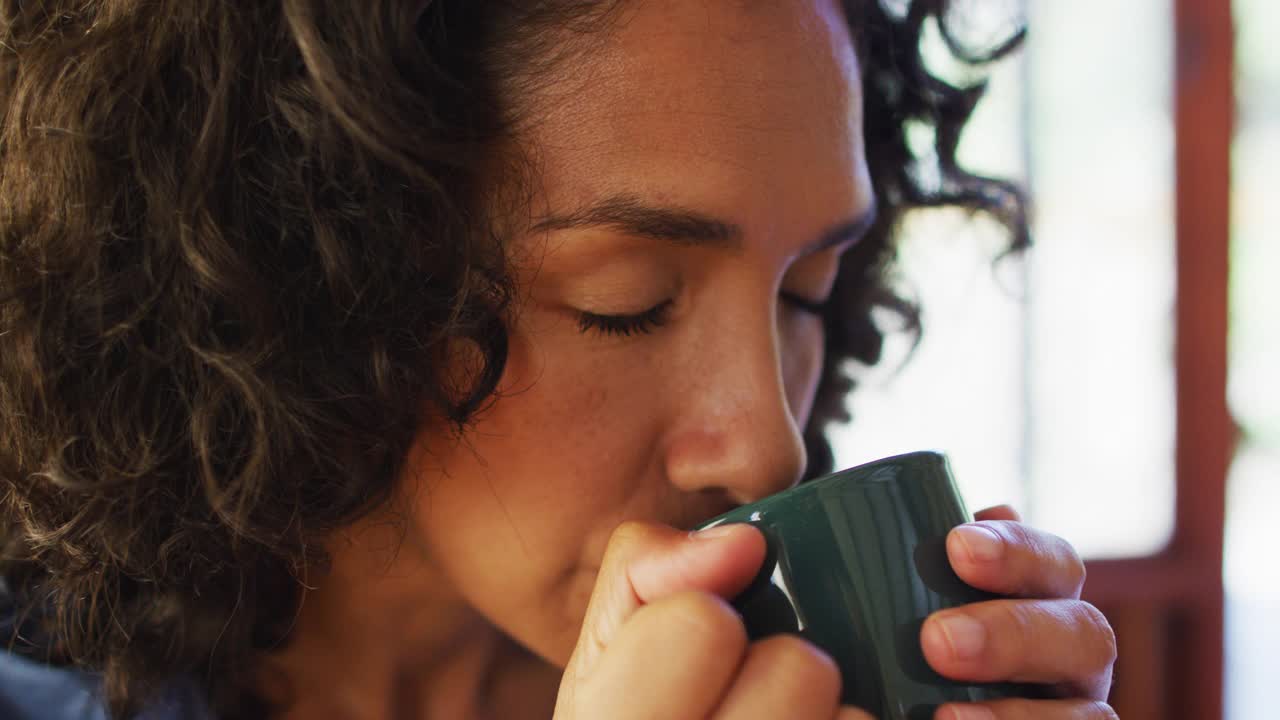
403;0;874;666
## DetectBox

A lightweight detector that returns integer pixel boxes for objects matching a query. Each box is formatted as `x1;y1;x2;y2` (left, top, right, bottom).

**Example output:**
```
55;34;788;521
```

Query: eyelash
577;299;675;337
576;293;828;338
779;291;829;316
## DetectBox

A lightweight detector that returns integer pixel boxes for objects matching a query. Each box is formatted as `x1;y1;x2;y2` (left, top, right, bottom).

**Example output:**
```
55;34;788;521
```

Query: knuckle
599;521;665;572
1089;700;1121;720
752;635;842;702
607;520;652;552
1060;540;1087;591
999;521;1088;596
1077;602;1119;667
650;591;747;656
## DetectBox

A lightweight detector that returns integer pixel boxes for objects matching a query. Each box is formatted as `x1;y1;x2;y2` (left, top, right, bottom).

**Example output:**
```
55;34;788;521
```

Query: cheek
403;323;674;657
494;325;662;468
437;326;657;531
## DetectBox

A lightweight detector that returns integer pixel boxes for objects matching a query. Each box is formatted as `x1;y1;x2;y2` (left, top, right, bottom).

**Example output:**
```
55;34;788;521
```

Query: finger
578;590;748;720
946;520;1086;599
709;635;841;719
973;505;1022;522
936;698;1119;720
921;599;1117;700
563;521;765;679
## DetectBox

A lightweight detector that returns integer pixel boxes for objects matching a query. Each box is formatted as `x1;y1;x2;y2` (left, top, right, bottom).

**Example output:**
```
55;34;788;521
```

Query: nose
662;313;808;505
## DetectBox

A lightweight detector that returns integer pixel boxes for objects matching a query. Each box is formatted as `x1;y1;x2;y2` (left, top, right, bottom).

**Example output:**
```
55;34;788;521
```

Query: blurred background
828;0;1275;718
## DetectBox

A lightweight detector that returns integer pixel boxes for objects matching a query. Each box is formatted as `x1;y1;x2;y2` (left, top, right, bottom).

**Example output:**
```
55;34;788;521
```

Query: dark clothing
0;650;210;720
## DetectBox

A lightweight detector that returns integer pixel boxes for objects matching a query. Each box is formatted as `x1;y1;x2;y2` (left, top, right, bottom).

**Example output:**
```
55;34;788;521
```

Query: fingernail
954;524;1003;564
936;613;986;661
689;523;744;541
940;705;997;720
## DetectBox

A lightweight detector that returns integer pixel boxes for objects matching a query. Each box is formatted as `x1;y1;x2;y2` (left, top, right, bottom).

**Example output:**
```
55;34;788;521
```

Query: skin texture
416;0;869;666
263;2;1118;719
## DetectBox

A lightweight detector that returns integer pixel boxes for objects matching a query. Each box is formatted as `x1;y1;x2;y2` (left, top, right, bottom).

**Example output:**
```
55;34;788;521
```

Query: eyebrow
531;194;878;255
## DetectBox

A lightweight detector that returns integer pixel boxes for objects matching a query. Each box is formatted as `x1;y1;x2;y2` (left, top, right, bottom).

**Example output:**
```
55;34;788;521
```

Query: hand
922;506;1119;720
554;521;870;720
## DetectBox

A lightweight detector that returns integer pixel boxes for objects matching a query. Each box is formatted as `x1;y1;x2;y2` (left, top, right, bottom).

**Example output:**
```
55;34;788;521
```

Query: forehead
516;0;870;239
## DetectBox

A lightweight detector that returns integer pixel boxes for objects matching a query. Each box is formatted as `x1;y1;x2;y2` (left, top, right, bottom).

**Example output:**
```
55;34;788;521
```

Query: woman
0;1;1118;718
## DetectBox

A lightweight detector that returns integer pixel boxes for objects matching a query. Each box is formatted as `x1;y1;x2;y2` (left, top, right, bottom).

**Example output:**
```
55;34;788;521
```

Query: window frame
1079;1;1235;717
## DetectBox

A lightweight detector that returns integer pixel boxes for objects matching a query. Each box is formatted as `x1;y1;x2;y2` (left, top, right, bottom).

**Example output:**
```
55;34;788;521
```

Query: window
1224;0;1280;717
830;2;1236;717
831;0;1178;559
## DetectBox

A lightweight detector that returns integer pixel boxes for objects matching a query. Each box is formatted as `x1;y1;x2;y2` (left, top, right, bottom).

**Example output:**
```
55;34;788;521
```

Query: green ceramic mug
694;450;1030;720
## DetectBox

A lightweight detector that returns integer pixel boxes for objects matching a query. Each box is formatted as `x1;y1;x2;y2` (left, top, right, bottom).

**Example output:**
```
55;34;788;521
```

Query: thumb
565;520;766;680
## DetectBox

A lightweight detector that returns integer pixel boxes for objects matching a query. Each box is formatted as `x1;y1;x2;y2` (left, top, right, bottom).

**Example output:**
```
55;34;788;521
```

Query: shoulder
0;650;106;720
0;650;212;720
0;583;212;719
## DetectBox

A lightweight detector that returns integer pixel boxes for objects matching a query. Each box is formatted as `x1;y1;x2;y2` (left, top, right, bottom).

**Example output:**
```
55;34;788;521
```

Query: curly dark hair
0;0;1026;717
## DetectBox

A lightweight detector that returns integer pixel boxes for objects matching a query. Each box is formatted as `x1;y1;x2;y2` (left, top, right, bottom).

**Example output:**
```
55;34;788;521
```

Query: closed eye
576;299;675;337
780;290;829;316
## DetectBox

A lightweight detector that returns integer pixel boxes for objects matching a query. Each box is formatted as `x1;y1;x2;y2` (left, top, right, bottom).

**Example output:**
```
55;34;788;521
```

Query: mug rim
695;448;951;531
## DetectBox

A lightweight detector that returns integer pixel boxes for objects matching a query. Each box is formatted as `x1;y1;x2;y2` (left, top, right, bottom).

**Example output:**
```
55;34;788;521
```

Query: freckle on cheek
585;385;608;414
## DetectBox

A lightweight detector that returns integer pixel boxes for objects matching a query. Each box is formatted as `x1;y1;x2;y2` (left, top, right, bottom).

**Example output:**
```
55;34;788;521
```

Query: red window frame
1079;1;1235;718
